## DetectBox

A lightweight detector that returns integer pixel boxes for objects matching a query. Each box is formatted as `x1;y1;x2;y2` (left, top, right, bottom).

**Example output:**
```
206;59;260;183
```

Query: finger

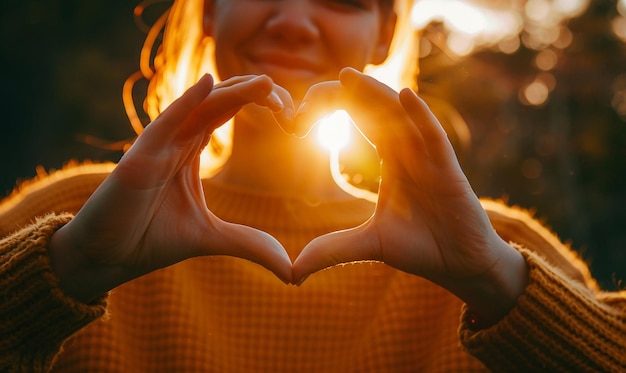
213;74;264;88
292;80;346;137
338;69;444;184
175;75;276;141
292;224;381;285
265;84;296;134
337;67;417;146
116;75;272;187
398;88;459;168
136;74;215;144
257;83;293;113
208;221;294;285
215;75;286;113
114;74;215;188
339;67;397;98
225;78;296;134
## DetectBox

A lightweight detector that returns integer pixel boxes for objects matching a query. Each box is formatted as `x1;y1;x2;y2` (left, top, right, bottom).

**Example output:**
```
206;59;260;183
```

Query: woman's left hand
291;68;528;324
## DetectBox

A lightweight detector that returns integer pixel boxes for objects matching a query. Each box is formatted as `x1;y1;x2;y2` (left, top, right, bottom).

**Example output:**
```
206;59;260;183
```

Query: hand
49;74;294;302
291;68;528;323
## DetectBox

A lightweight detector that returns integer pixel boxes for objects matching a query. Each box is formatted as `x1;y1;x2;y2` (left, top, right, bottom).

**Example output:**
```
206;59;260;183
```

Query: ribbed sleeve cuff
0;213;108;372
459;246;626;372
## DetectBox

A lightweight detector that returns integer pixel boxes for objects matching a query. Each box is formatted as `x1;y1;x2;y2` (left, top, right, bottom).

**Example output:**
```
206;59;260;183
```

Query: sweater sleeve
459;246;626;372
0;213;107;373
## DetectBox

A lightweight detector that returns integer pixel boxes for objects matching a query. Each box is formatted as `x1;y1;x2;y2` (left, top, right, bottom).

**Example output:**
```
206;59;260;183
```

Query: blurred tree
417;0;626;289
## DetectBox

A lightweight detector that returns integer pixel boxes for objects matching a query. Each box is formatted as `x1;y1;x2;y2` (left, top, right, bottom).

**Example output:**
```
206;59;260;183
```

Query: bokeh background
1;0;625;289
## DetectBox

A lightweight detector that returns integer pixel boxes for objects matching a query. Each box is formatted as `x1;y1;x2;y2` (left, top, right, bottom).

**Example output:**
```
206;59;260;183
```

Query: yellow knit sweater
1;162;625;372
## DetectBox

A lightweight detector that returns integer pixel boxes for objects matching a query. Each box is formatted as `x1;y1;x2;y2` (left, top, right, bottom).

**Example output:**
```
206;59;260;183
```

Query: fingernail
267;91;284;112
251;74;267;82
295;101;308;117
276;107;295;135
196;74;213;90
283;107;294;122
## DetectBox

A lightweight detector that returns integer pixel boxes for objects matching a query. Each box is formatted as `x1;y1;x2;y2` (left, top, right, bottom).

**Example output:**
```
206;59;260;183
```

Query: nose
265;1;319;44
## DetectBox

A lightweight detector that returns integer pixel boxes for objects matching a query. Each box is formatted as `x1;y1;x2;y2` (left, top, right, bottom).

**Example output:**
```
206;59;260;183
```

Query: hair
125;0;419;177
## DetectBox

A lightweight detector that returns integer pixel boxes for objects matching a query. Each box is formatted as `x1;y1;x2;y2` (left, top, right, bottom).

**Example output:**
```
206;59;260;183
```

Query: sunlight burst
315;110;353;152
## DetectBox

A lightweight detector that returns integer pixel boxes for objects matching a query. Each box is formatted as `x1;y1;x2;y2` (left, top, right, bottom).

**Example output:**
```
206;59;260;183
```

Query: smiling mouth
246;53;329;99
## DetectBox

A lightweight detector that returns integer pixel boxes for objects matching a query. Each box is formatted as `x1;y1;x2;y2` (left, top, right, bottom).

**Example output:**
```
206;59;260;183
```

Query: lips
245;50;334;99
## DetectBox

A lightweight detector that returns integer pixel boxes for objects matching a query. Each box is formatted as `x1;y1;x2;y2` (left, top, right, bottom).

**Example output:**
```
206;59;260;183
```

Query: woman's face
204;0;396;101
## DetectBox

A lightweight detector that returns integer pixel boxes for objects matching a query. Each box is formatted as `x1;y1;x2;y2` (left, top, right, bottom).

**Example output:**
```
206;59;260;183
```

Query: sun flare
315;110;354;152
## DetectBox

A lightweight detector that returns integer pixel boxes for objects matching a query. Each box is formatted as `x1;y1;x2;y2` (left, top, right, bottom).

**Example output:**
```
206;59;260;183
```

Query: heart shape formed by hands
55;67;511;308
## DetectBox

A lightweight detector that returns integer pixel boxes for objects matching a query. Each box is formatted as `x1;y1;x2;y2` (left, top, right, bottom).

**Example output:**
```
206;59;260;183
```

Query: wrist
451;238;529;328
48;222;135;303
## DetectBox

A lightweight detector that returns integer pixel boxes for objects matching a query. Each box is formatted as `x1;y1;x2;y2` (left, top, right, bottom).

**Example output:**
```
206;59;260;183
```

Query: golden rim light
124;0;623;180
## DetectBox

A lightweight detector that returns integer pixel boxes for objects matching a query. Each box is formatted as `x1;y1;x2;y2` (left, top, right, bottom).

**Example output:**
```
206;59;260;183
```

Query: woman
1;0;624;371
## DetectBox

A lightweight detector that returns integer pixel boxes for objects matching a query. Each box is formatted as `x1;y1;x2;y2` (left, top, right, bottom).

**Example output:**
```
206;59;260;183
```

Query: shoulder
0;161;115;235
480;198;555;244
480;198;598;289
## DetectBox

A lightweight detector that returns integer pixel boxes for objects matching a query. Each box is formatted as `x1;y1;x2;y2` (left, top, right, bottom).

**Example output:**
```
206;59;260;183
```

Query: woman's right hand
48;74;294;302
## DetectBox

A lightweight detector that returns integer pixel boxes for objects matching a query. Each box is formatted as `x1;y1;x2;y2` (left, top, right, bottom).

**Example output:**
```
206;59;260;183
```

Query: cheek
211;23;249;79
213;39;235;80
325;22;381;70
333;39;376;71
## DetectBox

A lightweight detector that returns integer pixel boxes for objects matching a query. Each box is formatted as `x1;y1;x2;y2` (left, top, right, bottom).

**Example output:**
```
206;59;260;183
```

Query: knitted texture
0;213;107;373
460;246;626;372
45;178;487;372
1;162;623;372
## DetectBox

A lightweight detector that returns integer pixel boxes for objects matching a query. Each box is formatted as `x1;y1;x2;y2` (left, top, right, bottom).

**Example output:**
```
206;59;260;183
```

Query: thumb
292;224;382;285
209;221;294;285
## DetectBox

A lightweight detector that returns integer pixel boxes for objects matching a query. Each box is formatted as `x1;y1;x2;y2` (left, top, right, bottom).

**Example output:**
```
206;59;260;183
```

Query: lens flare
315;110;353;152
